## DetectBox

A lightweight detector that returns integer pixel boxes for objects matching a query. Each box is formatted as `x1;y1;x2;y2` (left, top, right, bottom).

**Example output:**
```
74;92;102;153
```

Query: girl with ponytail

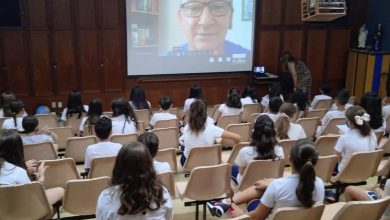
229;139;324;219
274;102;306;140
1;100;26;132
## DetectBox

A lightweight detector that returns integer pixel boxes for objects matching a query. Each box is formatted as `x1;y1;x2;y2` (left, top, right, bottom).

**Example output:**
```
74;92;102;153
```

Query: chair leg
195;203;199;220
203;202;206;220
335;184;341;202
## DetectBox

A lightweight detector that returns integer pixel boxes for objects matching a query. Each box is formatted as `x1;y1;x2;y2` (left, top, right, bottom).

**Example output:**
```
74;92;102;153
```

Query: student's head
189;100;207;134
22;116;39;133
67;90;83;108
1;91;16;117
225;93;242;109
9;100;24;115
94;117;112;140
111;98;139;131
275;103;297;140
291;89;308;111
290;139;319;208
88;99;103;117
269;82;282;98
345;105;371;136
320;85;331;96
111;141;164;215
335;89;350;106
251;115;278;160
228;87;240;95
130;85;150;110
137;132;159;158
360;92;382;130
0;129;26;170
159;96;173;111
188;85;203;99
241;85;257;101
279;51;296;64
269;97;283;114
178;0;233;53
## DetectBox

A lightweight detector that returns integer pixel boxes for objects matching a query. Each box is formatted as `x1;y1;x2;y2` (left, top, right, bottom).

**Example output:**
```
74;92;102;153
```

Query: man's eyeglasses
180;1;232;18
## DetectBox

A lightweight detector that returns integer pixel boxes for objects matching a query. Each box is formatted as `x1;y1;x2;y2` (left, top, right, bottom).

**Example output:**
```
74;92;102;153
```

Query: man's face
178;0;232;52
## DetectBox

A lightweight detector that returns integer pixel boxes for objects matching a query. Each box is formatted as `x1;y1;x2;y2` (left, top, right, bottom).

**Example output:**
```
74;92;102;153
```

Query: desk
250;73;280;97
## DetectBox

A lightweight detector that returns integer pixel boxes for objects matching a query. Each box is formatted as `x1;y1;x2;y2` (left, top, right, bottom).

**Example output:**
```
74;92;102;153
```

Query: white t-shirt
240;97;257;105
234;146;284;183
153;160;171;174
335;129;377;171
261;94;284;107
183;98;196;113
0;108;3;117
84;141;122;169
329;103;353;111
260;112;281;123
61;105;89;121
96;186;173;220
111;115;138;135
0;161;31;185
21;134;54;145
129;101;151;110
261;174;324;211
150;112;177;127
180;122;224;158
310;95;332;109
288;123;307;140
2;117;24;132
383;105;390;120
218;104;243;116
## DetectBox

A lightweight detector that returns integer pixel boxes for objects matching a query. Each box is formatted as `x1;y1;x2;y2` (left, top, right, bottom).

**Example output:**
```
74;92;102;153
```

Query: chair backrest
102;111;112;118
241;103;261;122
65;136;97;163
375;131;384;145
177;108;184;120
332;196;390;220
380;136;390;154
134;109;151;126
23;141;57;161
314;155;339;183
154;118;179;129
248;113;261;129
44;158;80;188
88;156;116;179
305;109;328;120
272;204;325;220
296;117;319;139
238;159;285;191
336;150;384;183
183;144;222;173
110;133;138;145
182;163;231;201
315;135;340;156
152;127;179;150
66;112;87;135
83;125;96;136
35;114;59;128
50;126;74;150
155;148;178;173
321;117;346;135
279;139;296;165
211;104;221;122
226;142;250;164
386;115;390;135
217;114;241;129
157;171;176;198
221;123;251;147
313;99;333;110
168;108;179;118
63;177;111;215
138;121;146;134
0;117;10;127
0;182;52;220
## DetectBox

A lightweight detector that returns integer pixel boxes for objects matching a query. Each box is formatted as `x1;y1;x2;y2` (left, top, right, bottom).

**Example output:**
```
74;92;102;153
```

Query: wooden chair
62;177;110;219
183;144;222;173
211;104;221;122
176;163;232;220
134;109;151;127
386;115;390;135
23;141;57;161
0;182;52;220
110;133;138;145
154;118;179;129
241;103;261;122
65;113;87;135
43;158;81;188
102;111;112;118
379;136;390;154
153;127;180;150
88;156;116;179
221;123;251;148
65;136;97;164
168;108;179;118
320;117;346;136
314;155;339;183
155;148;178;173
279;139;296;165
313;99;333;110
305;109;328;120
272;204;325;220
296;117;319;139
236;159;285;192
375;131;384;145
217;114;241;129
50;126;74;150
248;113;261;129
315;135;340;156
157;171;176;198
224;142;250;165
35;113;59;128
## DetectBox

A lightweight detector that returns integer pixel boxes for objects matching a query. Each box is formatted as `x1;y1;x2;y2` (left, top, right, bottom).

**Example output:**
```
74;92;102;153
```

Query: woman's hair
291;89;308;111
290;139;319;208
225;93;242;109
0;129;27;171
111;141;165;215
228;87;240;95
188;100;207;134
280;51;297;63
269;97;283;114
66;90;86;119
130;85;150;110
111;98;139;132
360;92;383;130
137;132;159;158
9;100;24;128
22;115;39;133
275;103;297;140
345;105;371;136
188;85;203;99
241;85;257;103
1;91;16;117
251;115;278;160
269;82;282;99
86;99;103;134
335;89;350;106
320;85;331;96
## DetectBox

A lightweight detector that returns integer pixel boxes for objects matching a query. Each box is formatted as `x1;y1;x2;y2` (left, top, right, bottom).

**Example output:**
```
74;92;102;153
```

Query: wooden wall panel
29;32;53;96
282;30;304;58
261;0;282;25
258;31;281;73
306;30;327;94
285;0;303;25
100;0;120;29
77;0;97;29
26;0;47;29
326;29;351;81
102;31;124;92
51;0;72;30
78;31;100;93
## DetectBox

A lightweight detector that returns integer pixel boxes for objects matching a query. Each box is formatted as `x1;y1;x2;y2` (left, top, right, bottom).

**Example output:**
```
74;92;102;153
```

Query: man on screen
168;0;250;56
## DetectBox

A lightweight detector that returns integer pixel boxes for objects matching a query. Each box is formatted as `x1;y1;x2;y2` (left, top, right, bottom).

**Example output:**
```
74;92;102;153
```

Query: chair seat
321;202;346;220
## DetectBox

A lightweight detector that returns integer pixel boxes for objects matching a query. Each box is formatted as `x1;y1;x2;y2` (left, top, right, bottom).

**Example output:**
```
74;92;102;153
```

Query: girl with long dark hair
79;98;103;136
1;100;26;132
183;85;204;114
241;85;258;105
61;90;88;121
111;98;139;134
129;85;151;110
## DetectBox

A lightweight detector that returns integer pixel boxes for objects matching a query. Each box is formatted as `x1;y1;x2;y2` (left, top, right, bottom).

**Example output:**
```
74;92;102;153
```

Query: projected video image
126;0;256;76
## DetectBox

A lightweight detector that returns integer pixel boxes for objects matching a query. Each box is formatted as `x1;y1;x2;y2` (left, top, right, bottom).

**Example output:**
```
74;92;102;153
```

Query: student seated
216;92;243;121
241;85;258;105
275;102;306;140
149;96;177;129
21;115;58;152
79;98;103;136
360;92;384;133
183;85;204;115
310;84;332;109
84;117;122;174
260;97;283;123
0;90;16;117
61;90;88;122
129;85;152;110
137;132;171;174
261;82;284;112
2;100;26;132
111;98;139;135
